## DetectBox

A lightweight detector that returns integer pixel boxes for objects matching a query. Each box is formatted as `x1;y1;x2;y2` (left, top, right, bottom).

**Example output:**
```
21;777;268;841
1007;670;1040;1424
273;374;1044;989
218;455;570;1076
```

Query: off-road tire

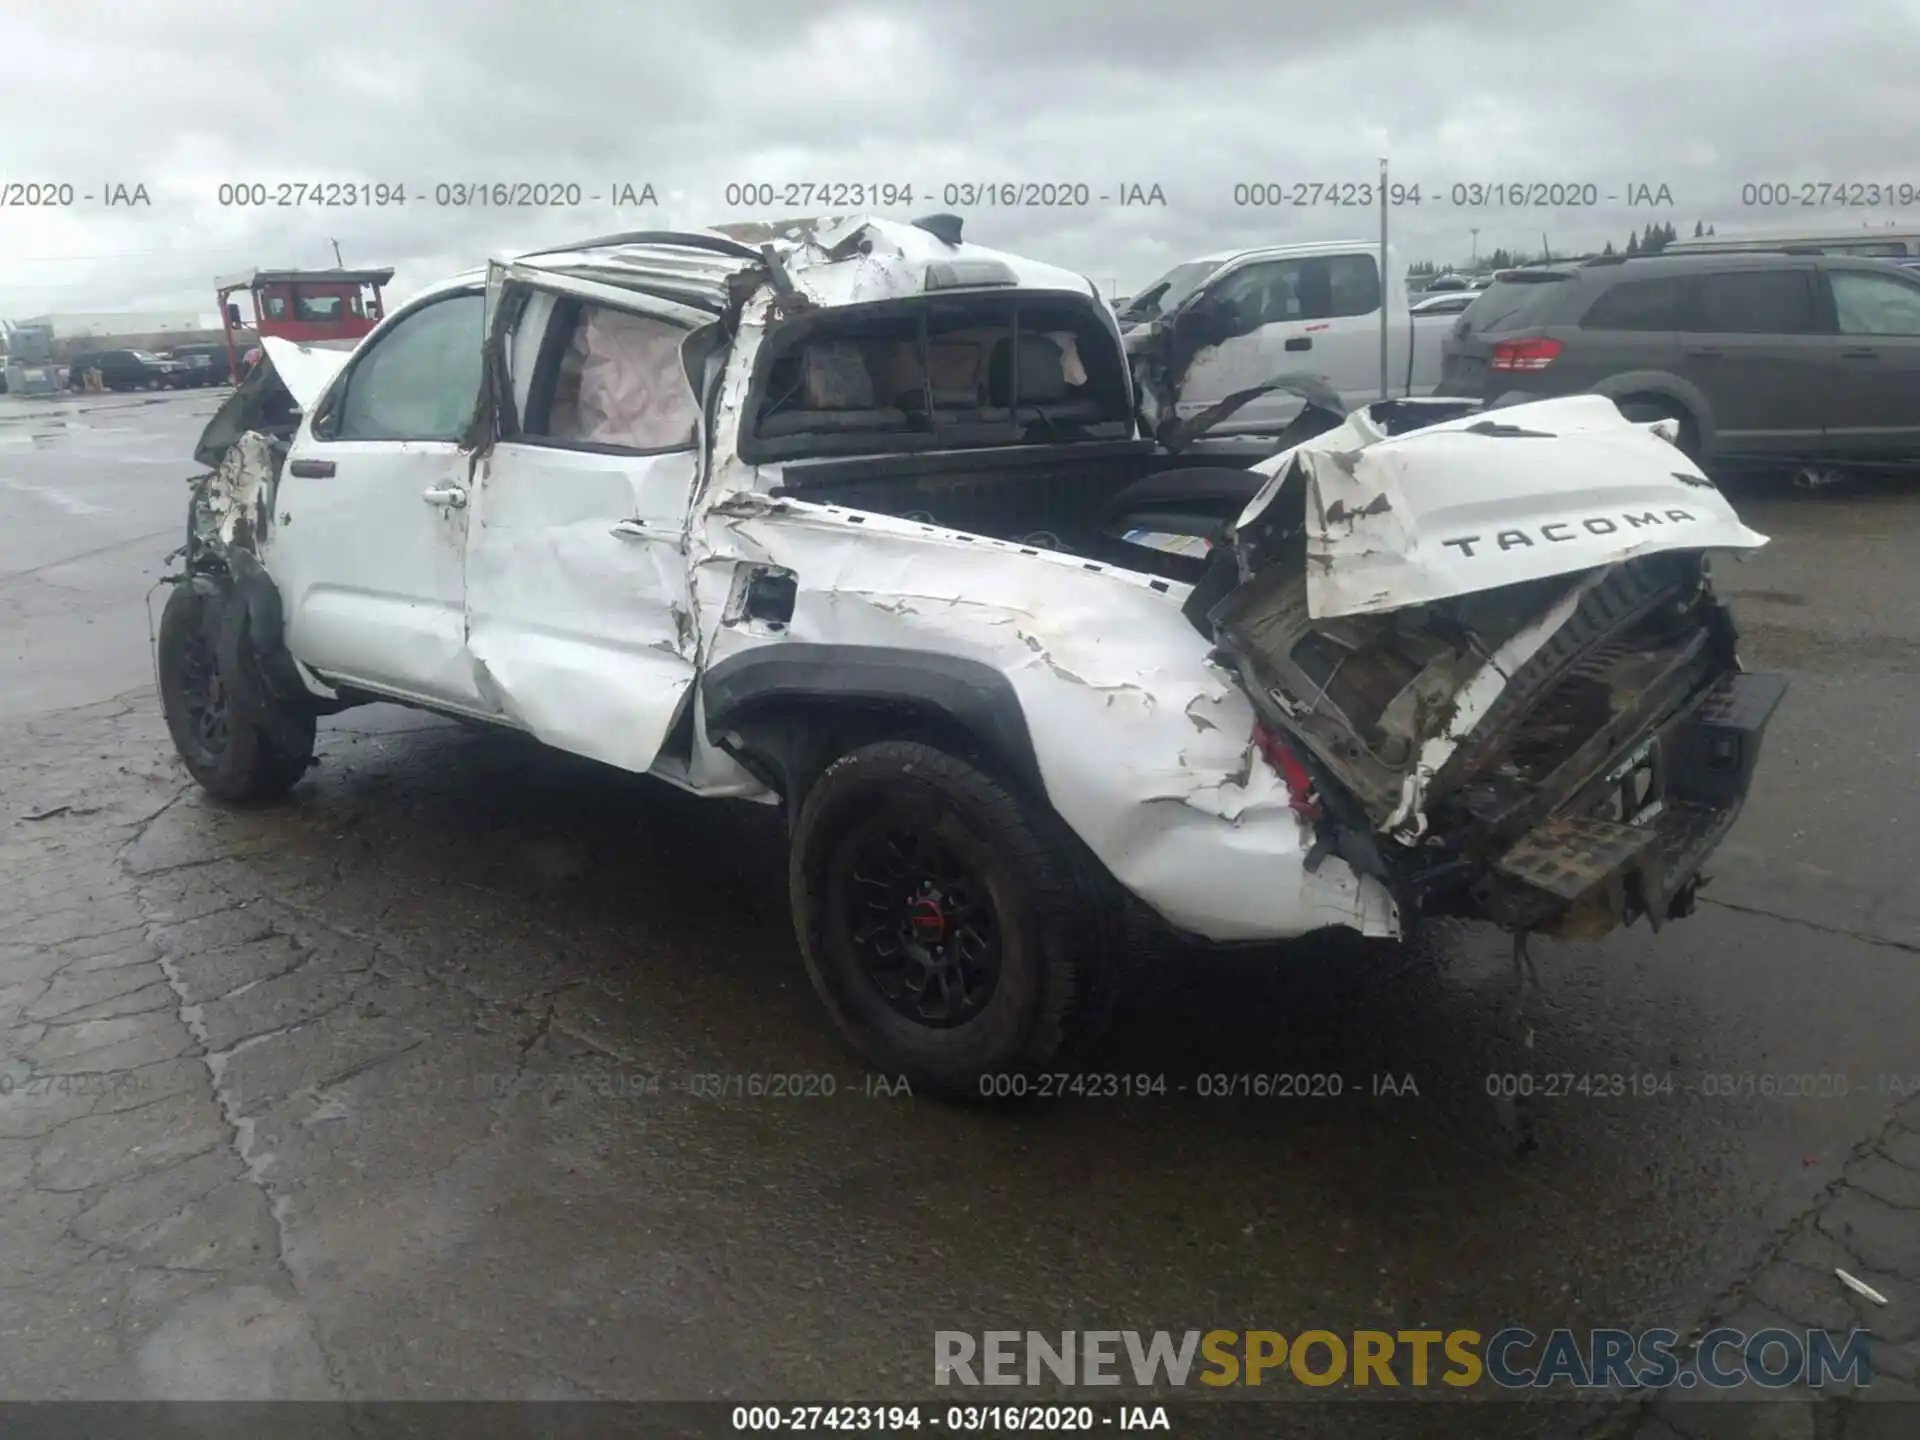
789;740;1135;1098
157;580;314;802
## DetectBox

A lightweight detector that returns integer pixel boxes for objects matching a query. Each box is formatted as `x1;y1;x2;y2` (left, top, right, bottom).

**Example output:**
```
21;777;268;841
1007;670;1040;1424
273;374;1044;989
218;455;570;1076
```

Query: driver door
268;288;492;711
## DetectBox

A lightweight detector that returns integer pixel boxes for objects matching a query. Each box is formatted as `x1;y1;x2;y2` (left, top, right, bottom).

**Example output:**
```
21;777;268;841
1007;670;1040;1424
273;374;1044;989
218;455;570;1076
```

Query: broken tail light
1252;722;1323;821
1489;338;1564;373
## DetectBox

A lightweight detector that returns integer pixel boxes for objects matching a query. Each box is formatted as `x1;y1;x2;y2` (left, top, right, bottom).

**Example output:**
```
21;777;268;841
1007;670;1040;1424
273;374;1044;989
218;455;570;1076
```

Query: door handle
288;459;335;478
1284;337;1313;352
1840;348;1879;360
422;485;467;508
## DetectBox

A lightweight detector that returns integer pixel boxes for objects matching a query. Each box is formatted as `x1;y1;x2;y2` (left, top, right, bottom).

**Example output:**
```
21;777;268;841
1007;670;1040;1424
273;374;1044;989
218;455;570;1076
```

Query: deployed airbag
569;308;698;450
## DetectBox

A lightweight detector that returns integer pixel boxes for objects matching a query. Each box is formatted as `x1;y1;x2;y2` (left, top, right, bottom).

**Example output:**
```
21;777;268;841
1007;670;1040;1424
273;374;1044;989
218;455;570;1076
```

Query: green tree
1625;229;1640;255
1602;240;1616;256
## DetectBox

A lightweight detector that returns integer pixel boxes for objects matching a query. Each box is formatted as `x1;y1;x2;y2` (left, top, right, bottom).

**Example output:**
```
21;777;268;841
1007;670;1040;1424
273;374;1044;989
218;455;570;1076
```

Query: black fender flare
194;552;355;718
171;569;317;757
220;547;312;708
700;645;1045;804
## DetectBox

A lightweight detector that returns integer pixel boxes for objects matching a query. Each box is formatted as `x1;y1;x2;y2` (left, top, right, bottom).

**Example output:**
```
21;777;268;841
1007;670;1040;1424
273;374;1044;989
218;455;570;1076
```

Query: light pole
1471;227;1479;264
1378;157;1389;401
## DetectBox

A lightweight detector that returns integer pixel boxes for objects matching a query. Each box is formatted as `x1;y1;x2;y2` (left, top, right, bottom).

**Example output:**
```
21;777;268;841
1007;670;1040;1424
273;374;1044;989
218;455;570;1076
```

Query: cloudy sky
5;0;1920;318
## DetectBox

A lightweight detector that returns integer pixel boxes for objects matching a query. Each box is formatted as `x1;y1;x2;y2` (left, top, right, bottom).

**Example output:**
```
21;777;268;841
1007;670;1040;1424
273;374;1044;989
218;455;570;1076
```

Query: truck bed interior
767;440;1262;576
750;292;1268;580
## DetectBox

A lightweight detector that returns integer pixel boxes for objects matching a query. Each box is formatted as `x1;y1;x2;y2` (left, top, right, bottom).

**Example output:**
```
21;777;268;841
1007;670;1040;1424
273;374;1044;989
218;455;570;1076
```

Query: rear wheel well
719;698;1020;815
722;693;1157;936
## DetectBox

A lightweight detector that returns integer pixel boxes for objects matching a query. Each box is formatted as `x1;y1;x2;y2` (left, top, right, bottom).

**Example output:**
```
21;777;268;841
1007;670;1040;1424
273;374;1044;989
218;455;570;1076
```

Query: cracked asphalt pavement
1;389;1918;1437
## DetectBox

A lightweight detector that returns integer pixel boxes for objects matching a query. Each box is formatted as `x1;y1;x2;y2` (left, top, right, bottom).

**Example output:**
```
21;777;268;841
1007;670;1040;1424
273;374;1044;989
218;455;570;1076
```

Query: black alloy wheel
788;740;1136;1094
173;615;231;764
835;812;1004;1028
156;581;315;802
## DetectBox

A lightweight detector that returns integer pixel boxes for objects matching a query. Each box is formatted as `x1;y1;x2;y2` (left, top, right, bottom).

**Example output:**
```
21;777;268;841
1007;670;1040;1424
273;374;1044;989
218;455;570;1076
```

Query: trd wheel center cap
906;894;948;945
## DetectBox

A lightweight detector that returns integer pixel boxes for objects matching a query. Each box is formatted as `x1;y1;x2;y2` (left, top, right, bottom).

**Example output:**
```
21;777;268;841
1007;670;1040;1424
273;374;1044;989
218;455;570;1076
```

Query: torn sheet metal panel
689;302;775;524
502;217;1091;322
777;216;1102;309
1236;393;1769;619
487;260;720;333
507;236;763;317
1380;574;1594;841
688;303;1393;941
699;499;1400;942
197;430;277;553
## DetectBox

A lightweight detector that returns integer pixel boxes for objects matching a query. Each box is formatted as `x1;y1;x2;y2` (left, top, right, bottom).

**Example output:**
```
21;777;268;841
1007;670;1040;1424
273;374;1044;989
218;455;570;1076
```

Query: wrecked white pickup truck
157;214;1785;1092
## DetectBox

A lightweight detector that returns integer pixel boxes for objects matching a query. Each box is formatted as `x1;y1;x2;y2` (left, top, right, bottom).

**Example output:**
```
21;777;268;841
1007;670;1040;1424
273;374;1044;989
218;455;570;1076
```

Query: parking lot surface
2;389;1917;1436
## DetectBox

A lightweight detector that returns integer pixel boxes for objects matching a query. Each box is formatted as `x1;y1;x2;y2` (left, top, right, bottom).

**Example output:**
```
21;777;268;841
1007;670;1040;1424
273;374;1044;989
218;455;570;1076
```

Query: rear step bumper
1479;670;1787;934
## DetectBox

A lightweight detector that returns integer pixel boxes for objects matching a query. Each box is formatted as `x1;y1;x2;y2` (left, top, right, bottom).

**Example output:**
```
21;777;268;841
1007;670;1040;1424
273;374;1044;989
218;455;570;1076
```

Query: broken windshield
1119;260;1221;323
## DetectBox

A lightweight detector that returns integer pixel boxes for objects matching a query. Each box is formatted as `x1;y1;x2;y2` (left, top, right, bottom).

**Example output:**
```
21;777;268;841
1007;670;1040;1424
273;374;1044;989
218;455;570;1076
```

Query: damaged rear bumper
1472;669;1786;936
1208;395;1784;942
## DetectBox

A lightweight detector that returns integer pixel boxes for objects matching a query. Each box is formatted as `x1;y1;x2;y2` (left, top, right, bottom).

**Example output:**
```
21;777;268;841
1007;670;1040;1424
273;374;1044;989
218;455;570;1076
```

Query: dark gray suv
1438;253;1920;469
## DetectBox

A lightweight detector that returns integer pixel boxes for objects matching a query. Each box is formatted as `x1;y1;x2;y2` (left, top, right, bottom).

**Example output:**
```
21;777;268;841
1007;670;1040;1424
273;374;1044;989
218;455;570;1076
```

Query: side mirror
308;373;349;437
226;302;242;327
1173;290;1235;338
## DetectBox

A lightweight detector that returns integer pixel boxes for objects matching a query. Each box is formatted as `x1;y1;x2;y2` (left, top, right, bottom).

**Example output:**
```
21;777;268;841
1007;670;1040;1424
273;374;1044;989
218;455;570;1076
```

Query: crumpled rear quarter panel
697;503;1399;943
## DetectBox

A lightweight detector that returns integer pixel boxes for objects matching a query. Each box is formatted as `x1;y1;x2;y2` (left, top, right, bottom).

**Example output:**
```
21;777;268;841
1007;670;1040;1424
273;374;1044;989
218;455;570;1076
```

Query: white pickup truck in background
1118;241;1454;438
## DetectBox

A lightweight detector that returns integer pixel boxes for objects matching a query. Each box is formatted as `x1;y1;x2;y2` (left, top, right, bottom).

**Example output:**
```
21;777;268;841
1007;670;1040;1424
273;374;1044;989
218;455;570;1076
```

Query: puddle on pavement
0;394;218;457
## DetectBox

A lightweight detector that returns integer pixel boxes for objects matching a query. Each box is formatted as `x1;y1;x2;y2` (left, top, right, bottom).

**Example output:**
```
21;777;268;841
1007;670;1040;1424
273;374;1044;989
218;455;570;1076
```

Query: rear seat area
757;342;910;437
755;330;1108;440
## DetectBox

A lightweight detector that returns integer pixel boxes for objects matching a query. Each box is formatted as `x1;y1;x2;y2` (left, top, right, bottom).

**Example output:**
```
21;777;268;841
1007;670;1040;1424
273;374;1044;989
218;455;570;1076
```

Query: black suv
1438;252;1920;469
64;349;192;392
164;343;234;386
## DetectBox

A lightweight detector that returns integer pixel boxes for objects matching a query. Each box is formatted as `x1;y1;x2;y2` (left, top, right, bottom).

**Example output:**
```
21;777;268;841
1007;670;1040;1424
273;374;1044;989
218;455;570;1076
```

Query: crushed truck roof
509;215;1100;316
